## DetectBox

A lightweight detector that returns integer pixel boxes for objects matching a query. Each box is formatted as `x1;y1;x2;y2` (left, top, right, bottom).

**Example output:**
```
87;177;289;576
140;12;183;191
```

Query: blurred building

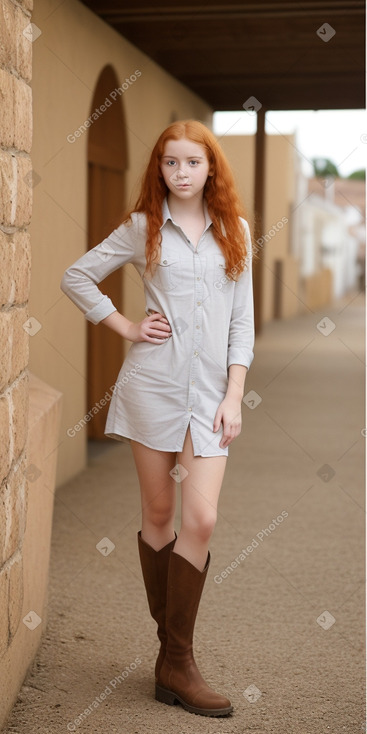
307;177;366;293
219;135;365;321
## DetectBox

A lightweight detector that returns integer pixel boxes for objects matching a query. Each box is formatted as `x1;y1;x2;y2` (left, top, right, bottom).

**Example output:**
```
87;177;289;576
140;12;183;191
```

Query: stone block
12;231;31;304
15;155;32;227
0;313;12;392
2;456;27;563
0;68;14;148
14;76;32;153
0;150;16;227
0;1;32;82
0;484;6;568
0;564;9;657
11;307;29;383
0;231;14;307
11;374;29;460
0;309;29;391
0;151;32;226
15;4;32;83
0;0;16;72
8;553;24;640
0;394;11;481
0;232;31;308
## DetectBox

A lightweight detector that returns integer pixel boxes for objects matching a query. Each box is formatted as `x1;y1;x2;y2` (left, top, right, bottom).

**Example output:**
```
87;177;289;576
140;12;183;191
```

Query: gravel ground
2;293;365;734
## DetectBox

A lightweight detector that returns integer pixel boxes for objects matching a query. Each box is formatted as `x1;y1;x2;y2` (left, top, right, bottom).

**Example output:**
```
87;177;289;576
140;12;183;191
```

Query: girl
61;119;255;717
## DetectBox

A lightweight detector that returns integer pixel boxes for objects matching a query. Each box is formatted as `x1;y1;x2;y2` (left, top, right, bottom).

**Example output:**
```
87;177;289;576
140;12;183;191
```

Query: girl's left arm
226;363;248;401
213;220;255;448
225;219;255;374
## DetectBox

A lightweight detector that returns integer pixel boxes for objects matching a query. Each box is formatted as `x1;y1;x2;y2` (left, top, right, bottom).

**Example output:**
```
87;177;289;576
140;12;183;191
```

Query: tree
312;158;340;178
347;169;365;181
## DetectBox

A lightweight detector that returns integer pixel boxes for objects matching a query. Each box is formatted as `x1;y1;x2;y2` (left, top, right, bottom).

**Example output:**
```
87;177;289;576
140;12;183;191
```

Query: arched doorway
87;65;128;439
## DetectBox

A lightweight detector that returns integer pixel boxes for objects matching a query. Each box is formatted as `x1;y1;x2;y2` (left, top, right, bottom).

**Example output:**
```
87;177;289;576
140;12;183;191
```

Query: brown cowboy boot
155;550;233;717
137;531;177;679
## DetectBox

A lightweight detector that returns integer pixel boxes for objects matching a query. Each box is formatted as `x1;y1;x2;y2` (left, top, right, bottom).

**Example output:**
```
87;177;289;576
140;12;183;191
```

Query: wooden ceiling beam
79;0;365;110
111;21;364;45
194;79;364;110
83;1;365;23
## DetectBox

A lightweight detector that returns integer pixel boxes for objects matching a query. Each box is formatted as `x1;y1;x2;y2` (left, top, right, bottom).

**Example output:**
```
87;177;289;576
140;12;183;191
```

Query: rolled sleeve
84;295;117;325
60;216;139;324
227;219;255;370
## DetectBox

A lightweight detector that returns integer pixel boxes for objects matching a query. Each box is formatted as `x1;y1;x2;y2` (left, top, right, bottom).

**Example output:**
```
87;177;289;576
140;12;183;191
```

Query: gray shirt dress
60;197;255;457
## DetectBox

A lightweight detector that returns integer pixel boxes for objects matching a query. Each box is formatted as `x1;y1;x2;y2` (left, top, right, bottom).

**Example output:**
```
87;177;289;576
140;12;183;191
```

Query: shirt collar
160;196;213;231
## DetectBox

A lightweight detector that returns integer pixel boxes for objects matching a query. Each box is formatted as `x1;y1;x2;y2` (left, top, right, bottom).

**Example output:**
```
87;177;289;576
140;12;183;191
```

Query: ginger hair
122;120;251;279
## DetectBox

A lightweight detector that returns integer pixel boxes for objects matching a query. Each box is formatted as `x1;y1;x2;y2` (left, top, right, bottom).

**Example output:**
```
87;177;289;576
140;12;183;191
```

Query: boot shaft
165;550;210;654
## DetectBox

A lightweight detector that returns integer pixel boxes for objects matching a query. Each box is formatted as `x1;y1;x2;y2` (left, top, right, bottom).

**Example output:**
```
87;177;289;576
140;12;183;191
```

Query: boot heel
155;683;177;706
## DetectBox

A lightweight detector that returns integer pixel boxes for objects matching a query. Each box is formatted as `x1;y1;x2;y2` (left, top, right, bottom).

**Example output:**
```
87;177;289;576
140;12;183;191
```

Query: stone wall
0;0;33;667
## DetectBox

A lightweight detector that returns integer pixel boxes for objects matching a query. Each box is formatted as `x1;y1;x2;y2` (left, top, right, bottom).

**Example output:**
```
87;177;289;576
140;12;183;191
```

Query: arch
87;64;128;440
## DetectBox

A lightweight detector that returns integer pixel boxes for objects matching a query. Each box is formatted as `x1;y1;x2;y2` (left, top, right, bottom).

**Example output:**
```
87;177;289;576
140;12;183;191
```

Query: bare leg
174;427;227;570
130;440;177;550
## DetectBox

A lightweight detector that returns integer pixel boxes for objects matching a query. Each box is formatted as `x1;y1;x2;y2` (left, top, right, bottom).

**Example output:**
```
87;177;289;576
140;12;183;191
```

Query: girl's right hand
126;312;172;343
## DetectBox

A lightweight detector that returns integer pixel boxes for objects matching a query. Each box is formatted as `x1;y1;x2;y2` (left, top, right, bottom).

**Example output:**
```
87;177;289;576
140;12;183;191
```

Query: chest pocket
151;253;181;292
212;254;230;293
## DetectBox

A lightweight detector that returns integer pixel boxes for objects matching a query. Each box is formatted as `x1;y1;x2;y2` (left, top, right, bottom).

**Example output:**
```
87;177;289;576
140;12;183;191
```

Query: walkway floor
3;292;365;734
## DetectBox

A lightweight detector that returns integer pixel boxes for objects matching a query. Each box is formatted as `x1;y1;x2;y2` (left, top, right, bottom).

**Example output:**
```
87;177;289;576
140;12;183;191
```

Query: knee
143;501;174;529
184;509;217;543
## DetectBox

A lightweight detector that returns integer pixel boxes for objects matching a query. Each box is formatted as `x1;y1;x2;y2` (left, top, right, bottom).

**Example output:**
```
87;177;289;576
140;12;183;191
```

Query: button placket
188;250;203;412
167;218;211;416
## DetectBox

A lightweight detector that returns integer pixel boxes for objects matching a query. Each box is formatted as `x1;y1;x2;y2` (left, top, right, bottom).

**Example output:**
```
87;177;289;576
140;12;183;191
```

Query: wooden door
87;66;128;439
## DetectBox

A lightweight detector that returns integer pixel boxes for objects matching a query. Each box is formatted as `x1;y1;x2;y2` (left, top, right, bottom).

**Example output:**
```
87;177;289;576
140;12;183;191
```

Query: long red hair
122;120;250;279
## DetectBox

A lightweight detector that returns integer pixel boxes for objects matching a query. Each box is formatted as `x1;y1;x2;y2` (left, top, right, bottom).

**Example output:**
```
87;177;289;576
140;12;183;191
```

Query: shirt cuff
227;349;254;371
85;296;117;325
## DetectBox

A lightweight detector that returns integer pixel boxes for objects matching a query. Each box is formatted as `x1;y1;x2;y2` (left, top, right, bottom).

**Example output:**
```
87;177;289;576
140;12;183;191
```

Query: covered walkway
3;293;364;734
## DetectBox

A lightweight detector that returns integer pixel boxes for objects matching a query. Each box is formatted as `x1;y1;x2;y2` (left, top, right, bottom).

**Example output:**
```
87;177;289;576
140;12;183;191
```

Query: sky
213;109;366;178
